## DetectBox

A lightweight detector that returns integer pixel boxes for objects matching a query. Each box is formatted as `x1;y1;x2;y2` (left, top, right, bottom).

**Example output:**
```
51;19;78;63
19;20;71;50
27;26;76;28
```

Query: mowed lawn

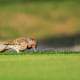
0;53;80;80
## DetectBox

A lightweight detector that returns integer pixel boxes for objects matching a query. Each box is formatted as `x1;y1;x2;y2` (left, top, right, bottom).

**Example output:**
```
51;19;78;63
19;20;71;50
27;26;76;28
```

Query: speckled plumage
0;37;37;53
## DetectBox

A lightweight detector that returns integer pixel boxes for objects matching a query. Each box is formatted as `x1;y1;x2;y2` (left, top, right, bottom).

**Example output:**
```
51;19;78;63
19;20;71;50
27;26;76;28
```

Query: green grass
0;53;80;80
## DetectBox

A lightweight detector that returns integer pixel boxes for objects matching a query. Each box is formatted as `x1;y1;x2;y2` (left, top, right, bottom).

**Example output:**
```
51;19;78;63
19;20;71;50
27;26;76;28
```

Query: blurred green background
0;0;80;41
